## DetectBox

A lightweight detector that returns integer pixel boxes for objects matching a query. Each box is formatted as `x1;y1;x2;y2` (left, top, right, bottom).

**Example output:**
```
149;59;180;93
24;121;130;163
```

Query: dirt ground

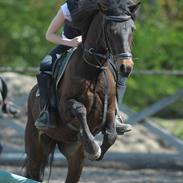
0;72;183;183
0;166;183;183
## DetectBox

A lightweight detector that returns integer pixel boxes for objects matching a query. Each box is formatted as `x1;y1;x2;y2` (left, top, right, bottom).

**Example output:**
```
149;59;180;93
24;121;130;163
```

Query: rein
83;48;108;70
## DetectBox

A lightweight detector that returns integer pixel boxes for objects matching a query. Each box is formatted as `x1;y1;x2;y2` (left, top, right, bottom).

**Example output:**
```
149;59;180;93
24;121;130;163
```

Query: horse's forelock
107;0;137;15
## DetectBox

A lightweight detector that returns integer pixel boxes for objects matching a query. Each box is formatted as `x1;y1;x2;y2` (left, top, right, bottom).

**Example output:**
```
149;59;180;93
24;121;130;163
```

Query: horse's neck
84;13;105;52
71;48;102;80
70;13;106;80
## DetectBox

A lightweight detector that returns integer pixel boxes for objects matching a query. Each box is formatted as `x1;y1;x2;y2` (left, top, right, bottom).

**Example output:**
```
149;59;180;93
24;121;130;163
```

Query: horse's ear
97;0;109;13
128;2;141;19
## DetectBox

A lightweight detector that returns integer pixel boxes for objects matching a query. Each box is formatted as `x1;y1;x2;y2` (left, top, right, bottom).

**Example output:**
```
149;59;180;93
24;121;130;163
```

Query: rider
35;0;132;134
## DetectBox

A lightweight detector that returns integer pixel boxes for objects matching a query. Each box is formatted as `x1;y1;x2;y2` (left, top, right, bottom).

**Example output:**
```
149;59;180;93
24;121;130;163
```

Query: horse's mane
67;0;136;37
68;0;99;36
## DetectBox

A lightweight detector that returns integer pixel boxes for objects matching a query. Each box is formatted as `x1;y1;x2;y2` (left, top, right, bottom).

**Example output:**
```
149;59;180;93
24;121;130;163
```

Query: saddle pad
53;48;76;87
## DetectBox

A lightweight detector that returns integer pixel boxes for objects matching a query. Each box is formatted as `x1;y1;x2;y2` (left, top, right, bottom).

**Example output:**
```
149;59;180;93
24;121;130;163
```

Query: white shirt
60;3;72;22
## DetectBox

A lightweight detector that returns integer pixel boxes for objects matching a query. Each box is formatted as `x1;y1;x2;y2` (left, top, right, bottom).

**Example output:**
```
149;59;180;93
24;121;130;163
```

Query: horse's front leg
98;110;117;160
66;99;101;160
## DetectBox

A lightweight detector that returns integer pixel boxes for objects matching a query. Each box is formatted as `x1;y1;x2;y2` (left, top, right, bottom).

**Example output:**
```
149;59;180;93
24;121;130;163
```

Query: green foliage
125;75;183;116
0;0;64;66
123;0;183;117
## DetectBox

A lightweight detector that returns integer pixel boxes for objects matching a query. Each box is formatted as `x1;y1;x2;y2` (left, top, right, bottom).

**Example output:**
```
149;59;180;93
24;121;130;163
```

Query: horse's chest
79;81;105;107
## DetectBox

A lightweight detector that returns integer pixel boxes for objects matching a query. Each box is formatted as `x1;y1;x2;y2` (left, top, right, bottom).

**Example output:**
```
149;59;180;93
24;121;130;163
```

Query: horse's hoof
84;143;101;161
116;124;132;135
96;155;104;161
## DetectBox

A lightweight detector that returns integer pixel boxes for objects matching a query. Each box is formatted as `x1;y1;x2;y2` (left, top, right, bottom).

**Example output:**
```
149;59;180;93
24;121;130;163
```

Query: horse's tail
37;144;55;182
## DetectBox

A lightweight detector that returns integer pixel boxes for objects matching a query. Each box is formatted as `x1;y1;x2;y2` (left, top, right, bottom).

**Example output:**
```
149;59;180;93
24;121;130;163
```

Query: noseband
83;13;133;69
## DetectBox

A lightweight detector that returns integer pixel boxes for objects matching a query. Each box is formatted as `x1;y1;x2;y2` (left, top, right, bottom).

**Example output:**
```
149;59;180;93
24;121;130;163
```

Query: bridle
83;13;133;70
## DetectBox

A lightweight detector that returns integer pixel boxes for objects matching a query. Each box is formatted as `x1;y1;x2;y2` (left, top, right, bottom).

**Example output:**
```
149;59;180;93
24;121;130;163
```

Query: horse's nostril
120;64;125;73
120;64;133;77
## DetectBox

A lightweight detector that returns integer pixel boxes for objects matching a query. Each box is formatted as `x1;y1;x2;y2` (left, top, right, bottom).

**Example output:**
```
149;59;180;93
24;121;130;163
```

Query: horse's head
70;0;140;76
97;0;140;77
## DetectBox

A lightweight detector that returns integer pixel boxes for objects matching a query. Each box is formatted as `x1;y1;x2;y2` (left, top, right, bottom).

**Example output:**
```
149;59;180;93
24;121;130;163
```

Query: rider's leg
35;55;54;129
35;71;55;130
115;76;132;135
35;45;69;129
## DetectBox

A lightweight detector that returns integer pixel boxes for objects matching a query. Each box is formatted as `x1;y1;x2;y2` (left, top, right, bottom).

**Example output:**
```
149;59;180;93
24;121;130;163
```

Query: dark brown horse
25;0;139;182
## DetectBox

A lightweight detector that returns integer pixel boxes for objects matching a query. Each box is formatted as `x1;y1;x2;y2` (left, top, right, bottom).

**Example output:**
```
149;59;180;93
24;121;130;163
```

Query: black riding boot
35;73;56;129
115;76;132;135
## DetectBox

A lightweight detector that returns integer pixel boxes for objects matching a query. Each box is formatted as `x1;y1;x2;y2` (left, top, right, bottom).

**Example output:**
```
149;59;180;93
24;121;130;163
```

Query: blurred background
0;0;183;182
1;0;183;136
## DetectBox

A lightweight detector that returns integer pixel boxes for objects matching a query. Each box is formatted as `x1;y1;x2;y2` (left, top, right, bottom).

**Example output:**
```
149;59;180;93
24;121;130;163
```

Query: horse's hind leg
58;142;84;183
25;115;56;181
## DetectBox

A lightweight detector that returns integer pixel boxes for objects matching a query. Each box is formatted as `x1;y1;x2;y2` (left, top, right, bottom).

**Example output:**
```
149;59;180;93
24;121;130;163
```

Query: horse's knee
67;99;87;119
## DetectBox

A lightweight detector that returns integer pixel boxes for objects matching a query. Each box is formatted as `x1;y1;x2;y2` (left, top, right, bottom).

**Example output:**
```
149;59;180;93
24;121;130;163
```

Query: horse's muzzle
118;58;134;77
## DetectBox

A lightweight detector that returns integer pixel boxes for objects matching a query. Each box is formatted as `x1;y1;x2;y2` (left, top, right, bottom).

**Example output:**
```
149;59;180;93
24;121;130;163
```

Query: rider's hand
70;36;82;47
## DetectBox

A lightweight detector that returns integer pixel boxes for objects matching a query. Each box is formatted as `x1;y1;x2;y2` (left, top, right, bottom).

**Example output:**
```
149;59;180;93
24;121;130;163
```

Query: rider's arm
45;5;82;47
